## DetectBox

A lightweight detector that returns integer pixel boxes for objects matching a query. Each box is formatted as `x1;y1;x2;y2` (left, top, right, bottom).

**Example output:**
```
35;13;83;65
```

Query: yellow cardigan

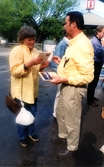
9;44;40;104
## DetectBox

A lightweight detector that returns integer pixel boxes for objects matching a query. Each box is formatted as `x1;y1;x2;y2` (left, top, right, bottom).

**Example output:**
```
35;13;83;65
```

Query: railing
5;42;42;50
35;43;42;50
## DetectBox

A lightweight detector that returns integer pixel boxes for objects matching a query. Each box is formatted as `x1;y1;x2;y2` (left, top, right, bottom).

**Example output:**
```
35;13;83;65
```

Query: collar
20;44;33;53
95;35;101;43
63;37;70;45
69;32;84;46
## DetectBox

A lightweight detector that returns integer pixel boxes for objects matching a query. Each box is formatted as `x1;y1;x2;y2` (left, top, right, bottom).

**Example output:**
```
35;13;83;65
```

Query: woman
9;26;49;147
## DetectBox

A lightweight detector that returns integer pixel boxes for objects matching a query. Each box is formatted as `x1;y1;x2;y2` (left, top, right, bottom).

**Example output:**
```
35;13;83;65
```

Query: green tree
39;17;64;42
0;0;79;42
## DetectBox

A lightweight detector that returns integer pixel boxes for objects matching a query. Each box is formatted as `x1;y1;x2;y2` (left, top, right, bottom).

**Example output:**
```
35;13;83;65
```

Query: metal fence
5;42;42;51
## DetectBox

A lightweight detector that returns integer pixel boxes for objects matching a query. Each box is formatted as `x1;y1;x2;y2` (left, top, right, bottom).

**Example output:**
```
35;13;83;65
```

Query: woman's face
23;37;35;50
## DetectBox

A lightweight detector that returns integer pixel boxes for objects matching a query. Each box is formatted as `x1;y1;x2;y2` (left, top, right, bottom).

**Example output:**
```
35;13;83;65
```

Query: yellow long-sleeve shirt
57;32;94;86
9;44;40;104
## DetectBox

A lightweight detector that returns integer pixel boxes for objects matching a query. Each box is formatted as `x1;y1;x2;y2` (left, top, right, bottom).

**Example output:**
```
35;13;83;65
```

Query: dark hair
17;26;37;43
66;11;84;30
95;25;104;35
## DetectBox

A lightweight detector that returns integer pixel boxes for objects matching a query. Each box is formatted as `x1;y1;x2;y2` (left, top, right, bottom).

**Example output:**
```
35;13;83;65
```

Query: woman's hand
25;56;43;69
40;61;49;71
32;56;43;65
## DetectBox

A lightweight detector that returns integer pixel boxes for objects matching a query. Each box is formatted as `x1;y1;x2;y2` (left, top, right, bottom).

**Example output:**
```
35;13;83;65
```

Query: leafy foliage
0;0;79;42
39;17;64;42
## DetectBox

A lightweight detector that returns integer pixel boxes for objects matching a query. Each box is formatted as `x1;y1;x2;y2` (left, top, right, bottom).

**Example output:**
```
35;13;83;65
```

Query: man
50;31;71;118
50;11;94;157
87;25;104;107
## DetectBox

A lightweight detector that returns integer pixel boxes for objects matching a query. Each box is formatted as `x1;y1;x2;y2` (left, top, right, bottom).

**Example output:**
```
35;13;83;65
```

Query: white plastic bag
15;102;35;125
99;145;104;154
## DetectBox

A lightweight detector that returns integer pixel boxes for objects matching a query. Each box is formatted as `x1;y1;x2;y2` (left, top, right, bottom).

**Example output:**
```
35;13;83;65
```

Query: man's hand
101;38;104;46
50;75;68;84
52;56;61;65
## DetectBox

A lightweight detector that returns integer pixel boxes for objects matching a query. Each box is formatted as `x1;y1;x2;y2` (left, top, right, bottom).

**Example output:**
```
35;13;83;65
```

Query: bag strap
20;46;24;101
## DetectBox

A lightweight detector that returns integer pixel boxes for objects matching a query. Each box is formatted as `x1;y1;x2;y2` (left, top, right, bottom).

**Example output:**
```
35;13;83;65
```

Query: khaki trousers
56;84;87;151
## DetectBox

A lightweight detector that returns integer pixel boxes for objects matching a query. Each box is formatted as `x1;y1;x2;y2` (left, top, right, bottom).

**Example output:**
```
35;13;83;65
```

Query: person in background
50;11;94;157
87;25;104;107
50;31;71;118
9;26;49;147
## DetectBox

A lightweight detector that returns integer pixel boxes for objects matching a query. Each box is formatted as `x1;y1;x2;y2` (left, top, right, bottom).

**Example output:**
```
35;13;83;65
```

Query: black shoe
20;139;27;147
57;148;74;157
88;101;98;107
53;116;57;121
50;136;66;142
94;97;99;101
29;134;39;142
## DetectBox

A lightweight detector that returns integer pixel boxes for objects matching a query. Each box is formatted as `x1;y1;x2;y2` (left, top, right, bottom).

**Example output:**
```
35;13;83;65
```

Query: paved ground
0;46;104;167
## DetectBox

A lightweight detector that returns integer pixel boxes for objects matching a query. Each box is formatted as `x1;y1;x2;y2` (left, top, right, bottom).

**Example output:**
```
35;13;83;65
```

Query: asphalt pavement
0;46;104;167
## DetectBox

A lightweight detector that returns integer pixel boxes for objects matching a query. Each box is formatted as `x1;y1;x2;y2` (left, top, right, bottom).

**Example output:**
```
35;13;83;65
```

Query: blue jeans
17;98;38;140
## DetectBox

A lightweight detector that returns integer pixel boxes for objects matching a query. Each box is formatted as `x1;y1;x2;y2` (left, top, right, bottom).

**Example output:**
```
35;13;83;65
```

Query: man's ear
71;22;76;28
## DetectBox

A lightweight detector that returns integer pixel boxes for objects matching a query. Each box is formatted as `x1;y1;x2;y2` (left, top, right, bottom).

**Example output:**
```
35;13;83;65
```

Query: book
38;52;52;63
38;72;57;81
